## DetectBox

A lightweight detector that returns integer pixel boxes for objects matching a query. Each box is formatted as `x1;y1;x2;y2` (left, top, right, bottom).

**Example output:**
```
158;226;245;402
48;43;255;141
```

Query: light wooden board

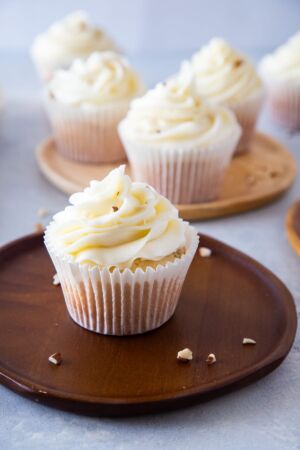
286;199;300;257
36;132;297;221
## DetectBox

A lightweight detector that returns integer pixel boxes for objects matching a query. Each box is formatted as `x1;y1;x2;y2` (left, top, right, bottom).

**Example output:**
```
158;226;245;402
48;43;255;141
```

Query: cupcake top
31;11;118;67
259;31;300;84
46;166;188;269
184;38;262;105
119;73;240;145
47;52;143;107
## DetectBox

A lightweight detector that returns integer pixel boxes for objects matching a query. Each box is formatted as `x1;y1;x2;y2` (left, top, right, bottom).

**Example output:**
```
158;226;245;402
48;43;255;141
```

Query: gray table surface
0;52;299;450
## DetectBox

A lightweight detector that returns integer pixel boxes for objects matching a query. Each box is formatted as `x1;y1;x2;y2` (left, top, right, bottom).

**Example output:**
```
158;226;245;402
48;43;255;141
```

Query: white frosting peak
120;74;240;145
186;38;262;105
259;31;300;84
47;52;143;106
31;11;118;67
46;166;188;268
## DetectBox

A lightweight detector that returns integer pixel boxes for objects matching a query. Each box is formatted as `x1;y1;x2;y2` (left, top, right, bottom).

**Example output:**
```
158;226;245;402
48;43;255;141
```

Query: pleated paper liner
36;131;296;221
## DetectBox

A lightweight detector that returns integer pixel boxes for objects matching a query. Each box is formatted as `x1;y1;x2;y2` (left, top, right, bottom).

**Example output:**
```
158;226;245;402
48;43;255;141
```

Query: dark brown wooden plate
286;199;300;257
0;233;296;416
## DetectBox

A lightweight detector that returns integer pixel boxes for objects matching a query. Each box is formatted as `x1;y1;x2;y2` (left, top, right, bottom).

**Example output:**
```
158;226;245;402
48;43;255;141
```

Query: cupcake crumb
270;170;280;178
37;207;49;218
177;348;193;362
206;353;216;365
243;337;256;345
35;223;45;233
48;352;62;365
199;247;212;258
52;273;60;286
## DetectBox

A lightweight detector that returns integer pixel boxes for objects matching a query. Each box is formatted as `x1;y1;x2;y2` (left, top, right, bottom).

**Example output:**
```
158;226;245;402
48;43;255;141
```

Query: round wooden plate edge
35;133;297;221
286;199;300;257
0;232;297;415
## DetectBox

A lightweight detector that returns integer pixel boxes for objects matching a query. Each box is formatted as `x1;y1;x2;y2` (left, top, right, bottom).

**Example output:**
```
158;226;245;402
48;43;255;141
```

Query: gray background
0;1;300;449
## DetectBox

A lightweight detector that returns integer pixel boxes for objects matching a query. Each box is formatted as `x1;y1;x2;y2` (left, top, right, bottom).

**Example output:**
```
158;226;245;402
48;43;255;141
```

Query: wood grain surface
36;132;297;221
286;199;300;257
0;233;296;416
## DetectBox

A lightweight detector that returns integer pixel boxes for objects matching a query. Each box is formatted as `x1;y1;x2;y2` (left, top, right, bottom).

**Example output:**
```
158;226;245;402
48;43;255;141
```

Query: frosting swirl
46;166;188;268
47;52;143;106
120;74;240;144
31;11;118;67
186;38;262;105
259;31;300;84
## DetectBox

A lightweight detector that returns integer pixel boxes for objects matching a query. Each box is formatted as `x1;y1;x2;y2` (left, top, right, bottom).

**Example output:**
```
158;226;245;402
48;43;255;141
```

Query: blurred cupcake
45;51;144;163
45;165;198;335
31;11;118;82
118;75;241;204
259;32;300;131
182;38;264;154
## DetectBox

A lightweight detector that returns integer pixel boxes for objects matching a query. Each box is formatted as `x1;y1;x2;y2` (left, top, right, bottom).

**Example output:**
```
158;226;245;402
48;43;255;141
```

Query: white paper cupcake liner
119;122;241;204
44;225;199;336
265;81;300;132
230;89;264;155
44;95;130;163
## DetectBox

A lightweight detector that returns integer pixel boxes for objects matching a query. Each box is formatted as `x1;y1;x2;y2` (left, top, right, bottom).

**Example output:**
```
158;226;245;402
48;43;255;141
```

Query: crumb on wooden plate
243;337;256;345
48;352;62;365
177;348;193;362
52;273;60;286
199;247;212;258
206;353;216;365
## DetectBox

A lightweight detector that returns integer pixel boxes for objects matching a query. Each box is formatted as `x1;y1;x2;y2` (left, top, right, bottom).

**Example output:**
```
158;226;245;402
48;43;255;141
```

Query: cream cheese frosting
120;73;240;144
47;51;143;106
185;38;262;105
46;166;188;268
259;31;300;84
31;11;118;67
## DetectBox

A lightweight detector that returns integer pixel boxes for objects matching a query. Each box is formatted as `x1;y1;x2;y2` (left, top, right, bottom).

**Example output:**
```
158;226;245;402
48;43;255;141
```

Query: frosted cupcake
44;166;198;335
259;32;300;131
45;51;144;163
31;11;118;82
183;38;264;154
118;75;241;204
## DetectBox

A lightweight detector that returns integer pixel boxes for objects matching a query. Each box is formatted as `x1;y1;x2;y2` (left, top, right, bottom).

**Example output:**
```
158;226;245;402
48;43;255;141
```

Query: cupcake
44;166;198;335
259;31;300;131
118;75;241;204
44;51;144;163
182;38;264;154
31;11;118;82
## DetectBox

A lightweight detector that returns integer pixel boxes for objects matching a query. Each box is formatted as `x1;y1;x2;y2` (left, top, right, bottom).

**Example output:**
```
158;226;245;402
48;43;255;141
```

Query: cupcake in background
45;165;198;335
45;51;144;163
118;73;241;204
181;38;264;154
259;31;300;132
31;11;118;82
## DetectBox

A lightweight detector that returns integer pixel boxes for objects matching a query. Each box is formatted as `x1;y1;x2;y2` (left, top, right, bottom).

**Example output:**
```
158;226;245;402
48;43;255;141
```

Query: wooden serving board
286;199;300;257
36;132;296;221
0;233;296;416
